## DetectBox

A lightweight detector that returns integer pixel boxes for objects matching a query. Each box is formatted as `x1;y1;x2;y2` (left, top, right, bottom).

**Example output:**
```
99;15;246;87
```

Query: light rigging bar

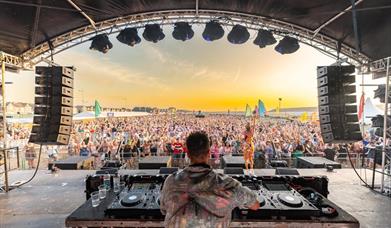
66;0;96;30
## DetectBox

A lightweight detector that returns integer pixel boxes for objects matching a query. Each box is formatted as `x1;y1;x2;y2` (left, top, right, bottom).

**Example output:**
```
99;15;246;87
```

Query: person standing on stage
243;115;256;175
160;131;259;228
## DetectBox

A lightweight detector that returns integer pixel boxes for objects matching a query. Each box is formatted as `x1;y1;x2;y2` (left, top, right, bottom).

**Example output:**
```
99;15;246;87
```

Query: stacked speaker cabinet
317;65;362;143
29;66;75;145
372;85;390;136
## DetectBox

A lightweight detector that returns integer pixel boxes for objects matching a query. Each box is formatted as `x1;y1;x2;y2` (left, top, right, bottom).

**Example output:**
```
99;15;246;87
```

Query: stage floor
1;169;390;228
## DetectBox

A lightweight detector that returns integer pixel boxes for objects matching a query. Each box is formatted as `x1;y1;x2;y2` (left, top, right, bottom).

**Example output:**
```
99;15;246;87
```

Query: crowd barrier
8;138;375;171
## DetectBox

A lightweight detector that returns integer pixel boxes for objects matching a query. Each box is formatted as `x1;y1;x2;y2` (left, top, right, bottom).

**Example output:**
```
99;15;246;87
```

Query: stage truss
15;9;372;69
381;56;391;194
2;8;390;192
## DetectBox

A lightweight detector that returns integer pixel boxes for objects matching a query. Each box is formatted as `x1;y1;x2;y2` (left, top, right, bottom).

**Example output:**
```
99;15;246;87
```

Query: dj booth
66;169;359;228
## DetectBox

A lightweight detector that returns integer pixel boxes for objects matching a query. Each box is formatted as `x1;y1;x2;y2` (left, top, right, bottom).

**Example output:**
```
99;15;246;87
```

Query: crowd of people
4;113;373;169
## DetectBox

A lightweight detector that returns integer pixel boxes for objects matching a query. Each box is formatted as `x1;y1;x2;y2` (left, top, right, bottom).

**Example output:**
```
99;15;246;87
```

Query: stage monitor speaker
29;66;75;145
159;167;179;174
275;168;300;176
223;167;244;175
103;160;122;168
317;65;362;143
270;160;288;168
96;168;118;175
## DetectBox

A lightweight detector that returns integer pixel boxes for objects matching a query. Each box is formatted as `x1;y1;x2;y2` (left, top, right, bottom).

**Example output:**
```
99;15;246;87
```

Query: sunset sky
5;24;375;112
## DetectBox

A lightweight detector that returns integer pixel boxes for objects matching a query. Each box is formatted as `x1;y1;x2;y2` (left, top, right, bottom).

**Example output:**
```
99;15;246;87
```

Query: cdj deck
107;182;163;218
105;175;321;219
66;171;359;228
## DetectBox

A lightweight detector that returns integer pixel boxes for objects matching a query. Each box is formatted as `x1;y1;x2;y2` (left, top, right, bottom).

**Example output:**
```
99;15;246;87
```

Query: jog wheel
258;195;266;207
121;192;144;207
277;193;303;208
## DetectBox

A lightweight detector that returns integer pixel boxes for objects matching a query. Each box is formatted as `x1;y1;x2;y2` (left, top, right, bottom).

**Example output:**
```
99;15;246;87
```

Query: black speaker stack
317;65;362;143
372;85;389;137
29;66;75;145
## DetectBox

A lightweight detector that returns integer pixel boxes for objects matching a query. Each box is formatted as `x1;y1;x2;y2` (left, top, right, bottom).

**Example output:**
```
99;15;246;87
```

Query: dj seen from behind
160;131;260;228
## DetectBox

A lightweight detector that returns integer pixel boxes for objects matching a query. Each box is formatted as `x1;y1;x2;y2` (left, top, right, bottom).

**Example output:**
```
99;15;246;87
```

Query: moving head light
172;22;194;41
116;28;141;46
143;24;165;43
253;29;277;48
275;36;300;54
227;25;250;44
202;21;224;42
89;34;113;54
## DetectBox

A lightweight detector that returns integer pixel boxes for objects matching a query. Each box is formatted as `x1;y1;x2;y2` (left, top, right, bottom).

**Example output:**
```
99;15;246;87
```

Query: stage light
143;24;165;43
253;29;276;48
227;25;250;44
89;34;113;54
274;36;300;54
202;21;224;42
172;22;194;41
116;28;141;46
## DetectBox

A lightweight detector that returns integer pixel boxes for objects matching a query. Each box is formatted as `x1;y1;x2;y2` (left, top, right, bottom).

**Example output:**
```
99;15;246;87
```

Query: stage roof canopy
0;0;390;63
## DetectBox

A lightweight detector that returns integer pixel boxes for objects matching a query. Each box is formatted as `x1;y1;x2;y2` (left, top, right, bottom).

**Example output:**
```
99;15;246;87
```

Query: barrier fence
1;147;20;192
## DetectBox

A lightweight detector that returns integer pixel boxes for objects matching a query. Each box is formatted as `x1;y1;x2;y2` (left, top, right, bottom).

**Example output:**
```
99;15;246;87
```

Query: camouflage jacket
160;164;258;228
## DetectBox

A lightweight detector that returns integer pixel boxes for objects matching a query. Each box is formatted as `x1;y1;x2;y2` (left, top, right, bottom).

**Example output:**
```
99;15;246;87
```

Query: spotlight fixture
227;25;250;44
143;24;165;43
253;29;277;48
89;34;113;54
116;28;141;46
374;84;390;103
274;36;300;54
172;22;194;41
202;21;224;42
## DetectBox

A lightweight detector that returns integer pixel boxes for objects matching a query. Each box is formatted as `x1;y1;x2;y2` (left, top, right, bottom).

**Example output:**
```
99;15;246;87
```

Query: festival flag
245;104;252;117
258;99;266;117
254;105;259;116
299;112;308;122
94;100;102;118
358;93;365;121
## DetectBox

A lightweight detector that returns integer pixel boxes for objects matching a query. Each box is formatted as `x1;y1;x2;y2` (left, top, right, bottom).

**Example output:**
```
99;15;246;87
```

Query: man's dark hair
186;131;210;159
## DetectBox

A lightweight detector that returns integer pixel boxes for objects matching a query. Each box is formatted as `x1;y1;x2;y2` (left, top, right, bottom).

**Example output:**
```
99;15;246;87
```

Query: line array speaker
29;66;75;145
317;65;362;143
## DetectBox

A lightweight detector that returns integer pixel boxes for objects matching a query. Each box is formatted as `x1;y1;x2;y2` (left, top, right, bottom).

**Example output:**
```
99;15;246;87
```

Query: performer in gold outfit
243;115;256;175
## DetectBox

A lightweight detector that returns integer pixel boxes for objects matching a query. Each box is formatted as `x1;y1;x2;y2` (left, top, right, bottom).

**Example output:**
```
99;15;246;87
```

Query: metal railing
0;147;20;192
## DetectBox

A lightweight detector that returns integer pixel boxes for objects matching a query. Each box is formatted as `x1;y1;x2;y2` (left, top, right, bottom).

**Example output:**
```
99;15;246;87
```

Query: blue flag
258;99;266;117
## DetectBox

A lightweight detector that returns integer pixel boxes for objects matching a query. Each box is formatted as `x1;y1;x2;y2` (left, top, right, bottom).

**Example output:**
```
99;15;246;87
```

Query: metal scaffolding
16;10;370;68
0;52;9;192
381;57;391;193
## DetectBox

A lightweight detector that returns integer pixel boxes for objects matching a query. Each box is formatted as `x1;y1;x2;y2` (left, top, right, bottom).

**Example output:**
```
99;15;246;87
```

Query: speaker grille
29;66;75;145
317;65;362;143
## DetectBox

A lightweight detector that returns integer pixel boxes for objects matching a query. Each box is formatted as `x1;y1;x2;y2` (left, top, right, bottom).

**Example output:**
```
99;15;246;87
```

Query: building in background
6;102;33;115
